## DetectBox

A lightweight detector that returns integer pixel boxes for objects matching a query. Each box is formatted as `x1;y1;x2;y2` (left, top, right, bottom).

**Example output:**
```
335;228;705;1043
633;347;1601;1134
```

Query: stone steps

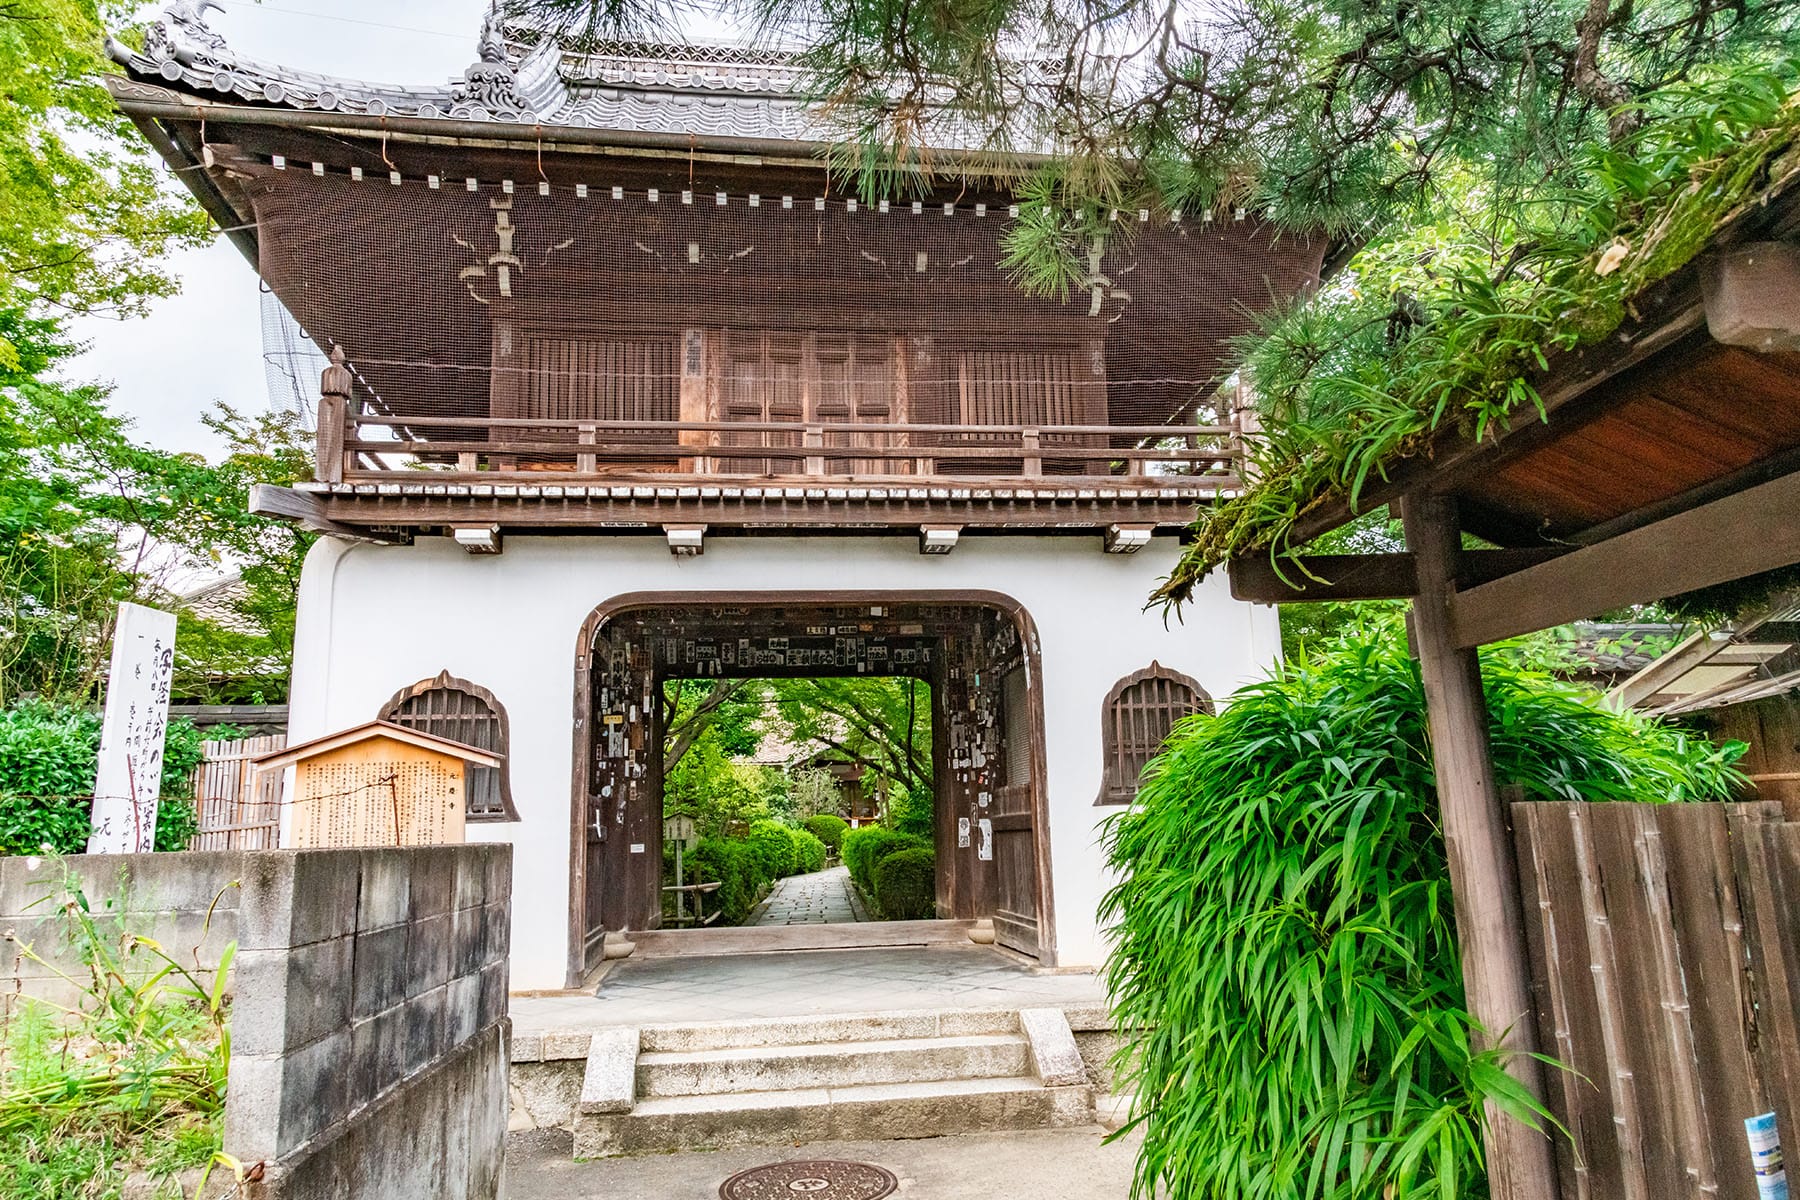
635;1033;1030;1097
575;1074;1094;1157
573;1007;1095;1157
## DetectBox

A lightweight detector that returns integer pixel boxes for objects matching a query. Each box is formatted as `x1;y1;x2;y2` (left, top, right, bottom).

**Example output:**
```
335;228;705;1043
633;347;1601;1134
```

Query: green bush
746;819;799;880
801;813;850;853
789;827;827;874
1100;623;1745;1200
841;826;930;895
689;837;768;925
0;703;204;855
872;847;936;920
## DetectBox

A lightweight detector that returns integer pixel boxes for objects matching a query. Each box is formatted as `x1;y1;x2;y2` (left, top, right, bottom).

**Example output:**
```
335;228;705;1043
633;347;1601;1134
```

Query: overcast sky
65;0;494;456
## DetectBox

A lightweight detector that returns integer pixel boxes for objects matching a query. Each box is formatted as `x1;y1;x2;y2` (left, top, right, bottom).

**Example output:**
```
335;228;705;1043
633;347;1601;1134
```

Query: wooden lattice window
379;671;518;821
1095;663;1212;806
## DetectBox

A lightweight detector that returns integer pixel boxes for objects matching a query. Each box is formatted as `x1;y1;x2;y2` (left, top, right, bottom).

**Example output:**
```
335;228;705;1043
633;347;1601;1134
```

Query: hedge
688;837;765;925
790;827;827;874
746;819;799;880
686;823;830;925
873;847;936;920
801;813;850;853
0;702;203;855
842;826;930;895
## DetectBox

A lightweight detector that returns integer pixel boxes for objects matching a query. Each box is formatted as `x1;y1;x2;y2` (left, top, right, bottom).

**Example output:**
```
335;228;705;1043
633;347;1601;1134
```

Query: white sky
64;0;494;455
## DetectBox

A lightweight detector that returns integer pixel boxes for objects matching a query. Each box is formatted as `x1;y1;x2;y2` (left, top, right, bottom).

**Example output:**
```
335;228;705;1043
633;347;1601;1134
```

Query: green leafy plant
872;847;936;920
1101;621;1743;1200
0;702;203;854
2;865;239;1199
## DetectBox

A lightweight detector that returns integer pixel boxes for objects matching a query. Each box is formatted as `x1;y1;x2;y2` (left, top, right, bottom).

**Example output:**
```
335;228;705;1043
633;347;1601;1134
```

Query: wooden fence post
1403;494;1561;1200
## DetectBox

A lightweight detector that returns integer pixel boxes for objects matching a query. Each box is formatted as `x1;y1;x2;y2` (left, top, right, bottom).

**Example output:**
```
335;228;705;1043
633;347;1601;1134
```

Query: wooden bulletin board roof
251;719;502;772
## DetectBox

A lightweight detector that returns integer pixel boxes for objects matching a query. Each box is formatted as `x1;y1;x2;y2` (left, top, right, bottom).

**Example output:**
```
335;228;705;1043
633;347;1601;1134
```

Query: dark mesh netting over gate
242;157;1325;481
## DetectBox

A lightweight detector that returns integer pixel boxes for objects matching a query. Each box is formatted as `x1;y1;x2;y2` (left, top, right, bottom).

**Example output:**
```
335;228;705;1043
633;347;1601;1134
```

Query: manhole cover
719;1160;899;1200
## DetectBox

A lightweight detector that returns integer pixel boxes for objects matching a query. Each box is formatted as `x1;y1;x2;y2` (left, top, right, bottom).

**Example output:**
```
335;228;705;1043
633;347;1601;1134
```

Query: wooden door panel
994;667;1041;958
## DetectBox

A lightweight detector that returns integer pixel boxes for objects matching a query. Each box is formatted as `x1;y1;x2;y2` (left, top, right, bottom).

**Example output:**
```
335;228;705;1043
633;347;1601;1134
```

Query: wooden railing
317;413;1242;486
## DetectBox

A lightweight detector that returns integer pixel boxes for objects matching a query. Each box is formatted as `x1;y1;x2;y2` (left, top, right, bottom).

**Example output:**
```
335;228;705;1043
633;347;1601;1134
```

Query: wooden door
991;666;1042;958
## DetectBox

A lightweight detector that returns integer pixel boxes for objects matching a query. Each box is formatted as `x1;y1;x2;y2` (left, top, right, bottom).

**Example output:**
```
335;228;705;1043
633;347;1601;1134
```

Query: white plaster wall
288;534;1280;990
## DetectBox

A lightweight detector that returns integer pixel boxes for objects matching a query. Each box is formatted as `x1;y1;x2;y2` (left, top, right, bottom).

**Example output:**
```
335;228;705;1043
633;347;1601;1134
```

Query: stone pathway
749;865;868;926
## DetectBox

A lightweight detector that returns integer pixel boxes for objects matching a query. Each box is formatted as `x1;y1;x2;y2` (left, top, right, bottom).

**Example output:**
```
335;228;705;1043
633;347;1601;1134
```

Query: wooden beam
1230;553;1419;602
1227;548;1570;603
248;484;405;543
1450;469;1800;648
1403;496;1562;1200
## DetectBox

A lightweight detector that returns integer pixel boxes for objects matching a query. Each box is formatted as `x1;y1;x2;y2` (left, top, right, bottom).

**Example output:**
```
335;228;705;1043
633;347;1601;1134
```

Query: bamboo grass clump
1099;622;1745;1200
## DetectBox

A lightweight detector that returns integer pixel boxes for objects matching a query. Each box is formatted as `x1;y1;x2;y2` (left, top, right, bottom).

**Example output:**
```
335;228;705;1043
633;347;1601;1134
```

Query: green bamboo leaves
1099;623;1743;1200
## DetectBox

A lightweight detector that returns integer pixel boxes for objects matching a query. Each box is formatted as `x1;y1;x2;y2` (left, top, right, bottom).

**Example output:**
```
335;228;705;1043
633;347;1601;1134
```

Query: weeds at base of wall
0;862;250;1200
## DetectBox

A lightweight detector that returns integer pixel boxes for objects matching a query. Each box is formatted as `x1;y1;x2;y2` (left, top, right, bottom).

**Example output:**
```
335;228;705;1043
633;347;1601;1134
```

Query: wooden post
1021;427;1043;478
1402;494;1561;1200
803;424;825;477
316;346;351;484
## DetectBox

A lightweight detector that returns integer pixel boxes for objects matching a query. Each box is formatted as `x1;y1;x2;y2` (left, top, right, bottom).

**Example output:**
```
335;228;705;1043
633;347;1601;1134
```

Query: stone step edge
621;1073;1066;1118
636;1032;1026;1068
636;1007;1022;1053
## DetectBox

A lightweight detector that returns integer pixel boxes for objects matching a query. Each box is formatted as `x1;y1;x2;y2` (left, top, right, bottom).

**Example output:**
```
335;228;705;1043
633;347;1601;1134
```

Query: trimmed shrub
842;826;929;895
789;827;827;874
746;819;799;880
801;813;850;853
689;837;767;925
873;847;936;920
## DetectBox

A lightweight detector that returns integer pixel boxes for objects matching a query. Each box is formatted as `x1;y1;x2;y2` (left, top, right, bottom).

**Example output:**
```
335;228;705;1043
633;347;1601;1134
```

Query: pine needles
1099;622;1743;1200
1158;67;1800;607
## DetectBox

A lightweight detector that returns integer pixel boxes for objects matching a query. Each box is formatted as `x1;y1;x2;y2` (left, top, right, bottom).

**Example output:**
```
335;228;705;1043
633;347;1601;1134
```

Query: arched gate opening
567;592;1054;987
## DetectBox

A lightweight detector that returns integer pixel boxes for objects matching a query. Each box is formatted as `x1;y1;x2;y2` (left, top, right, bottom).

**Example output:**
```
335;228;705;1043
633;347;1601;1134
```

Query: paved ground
749;865;868;925
512;946;1106;1031
506;1128;1141;1199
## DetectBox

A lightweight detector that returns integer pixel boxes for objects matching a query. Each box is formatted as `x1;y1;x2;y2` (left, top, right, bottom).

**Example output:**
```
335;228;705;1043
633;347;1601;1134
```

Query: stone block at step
573;1076;1095;1158
579;1027;639;1115
637;1008;1016;1053
635;1033;1030;1097
1019;1007;1087;1087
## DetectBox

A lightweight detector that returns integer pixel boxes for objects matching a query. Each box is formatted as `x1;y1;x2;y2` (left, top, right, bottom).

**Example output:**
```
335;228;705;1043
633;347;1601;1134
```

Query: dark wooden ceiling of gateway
593;601;1014;681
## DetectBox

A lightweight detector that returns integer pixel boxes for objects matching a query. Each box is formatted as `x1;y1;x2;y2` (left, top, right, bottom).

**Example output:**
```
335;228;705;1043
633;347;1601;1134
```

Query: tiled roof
110;1;1035;150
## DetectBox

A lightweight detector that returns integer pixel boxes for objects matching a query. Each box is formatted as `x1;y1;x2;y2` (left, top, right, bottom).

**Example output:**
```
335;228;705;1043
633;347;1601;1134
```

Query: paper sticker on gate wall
958;817;971;848
978;818;994;861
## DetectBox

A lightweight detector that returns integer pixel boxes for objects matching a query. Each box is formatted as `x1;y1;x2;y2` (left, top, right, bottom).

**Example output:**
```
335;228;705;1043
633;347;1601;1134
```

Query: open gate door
991;666;1043;959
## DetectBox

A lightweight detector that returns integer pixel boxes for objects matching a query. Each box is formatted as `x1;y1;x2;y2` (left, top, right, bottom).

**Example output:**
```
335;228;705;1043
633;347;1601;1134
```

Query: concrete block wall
2;846;512;1200
1;851;245;1013
226;846;512;1200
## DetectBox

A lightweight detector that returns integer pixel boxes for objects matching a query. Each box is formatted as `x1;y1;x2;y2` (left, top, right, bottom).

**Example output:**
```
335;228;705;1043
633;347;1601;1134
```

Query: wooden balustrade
321;413;1242;487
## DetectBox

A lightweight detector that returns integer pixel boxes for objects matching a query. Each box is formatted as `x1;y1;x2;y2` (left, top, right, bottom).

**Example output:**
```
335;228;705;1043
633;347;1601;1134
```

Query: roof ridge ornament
144;0;233;71
454;0;524;114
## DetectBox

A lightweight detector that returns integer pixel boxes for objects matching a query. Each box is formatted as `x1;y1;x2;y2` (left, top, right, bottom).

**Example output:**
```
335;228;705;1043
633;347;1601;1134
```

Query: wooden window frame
1094;662;1213;806
378;670;519;822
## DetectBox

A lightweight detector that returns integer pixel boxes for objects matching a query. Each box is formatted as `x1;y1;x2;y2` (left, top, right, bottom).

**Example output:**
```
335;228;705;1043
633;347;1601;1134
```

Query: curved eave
104;75;1062;180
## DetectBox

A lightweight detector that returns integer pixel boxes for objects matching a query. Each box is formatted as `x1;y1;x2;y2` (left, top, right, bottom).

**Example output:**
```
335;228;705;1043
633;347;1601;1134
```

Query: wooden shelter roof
1232;168;1800;647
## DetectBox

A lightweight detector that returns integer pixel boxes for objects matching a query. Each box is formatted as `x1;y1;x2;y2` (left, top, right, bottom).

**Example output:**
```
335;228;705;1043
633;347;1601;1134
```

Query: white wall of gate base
288;533;1279;990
